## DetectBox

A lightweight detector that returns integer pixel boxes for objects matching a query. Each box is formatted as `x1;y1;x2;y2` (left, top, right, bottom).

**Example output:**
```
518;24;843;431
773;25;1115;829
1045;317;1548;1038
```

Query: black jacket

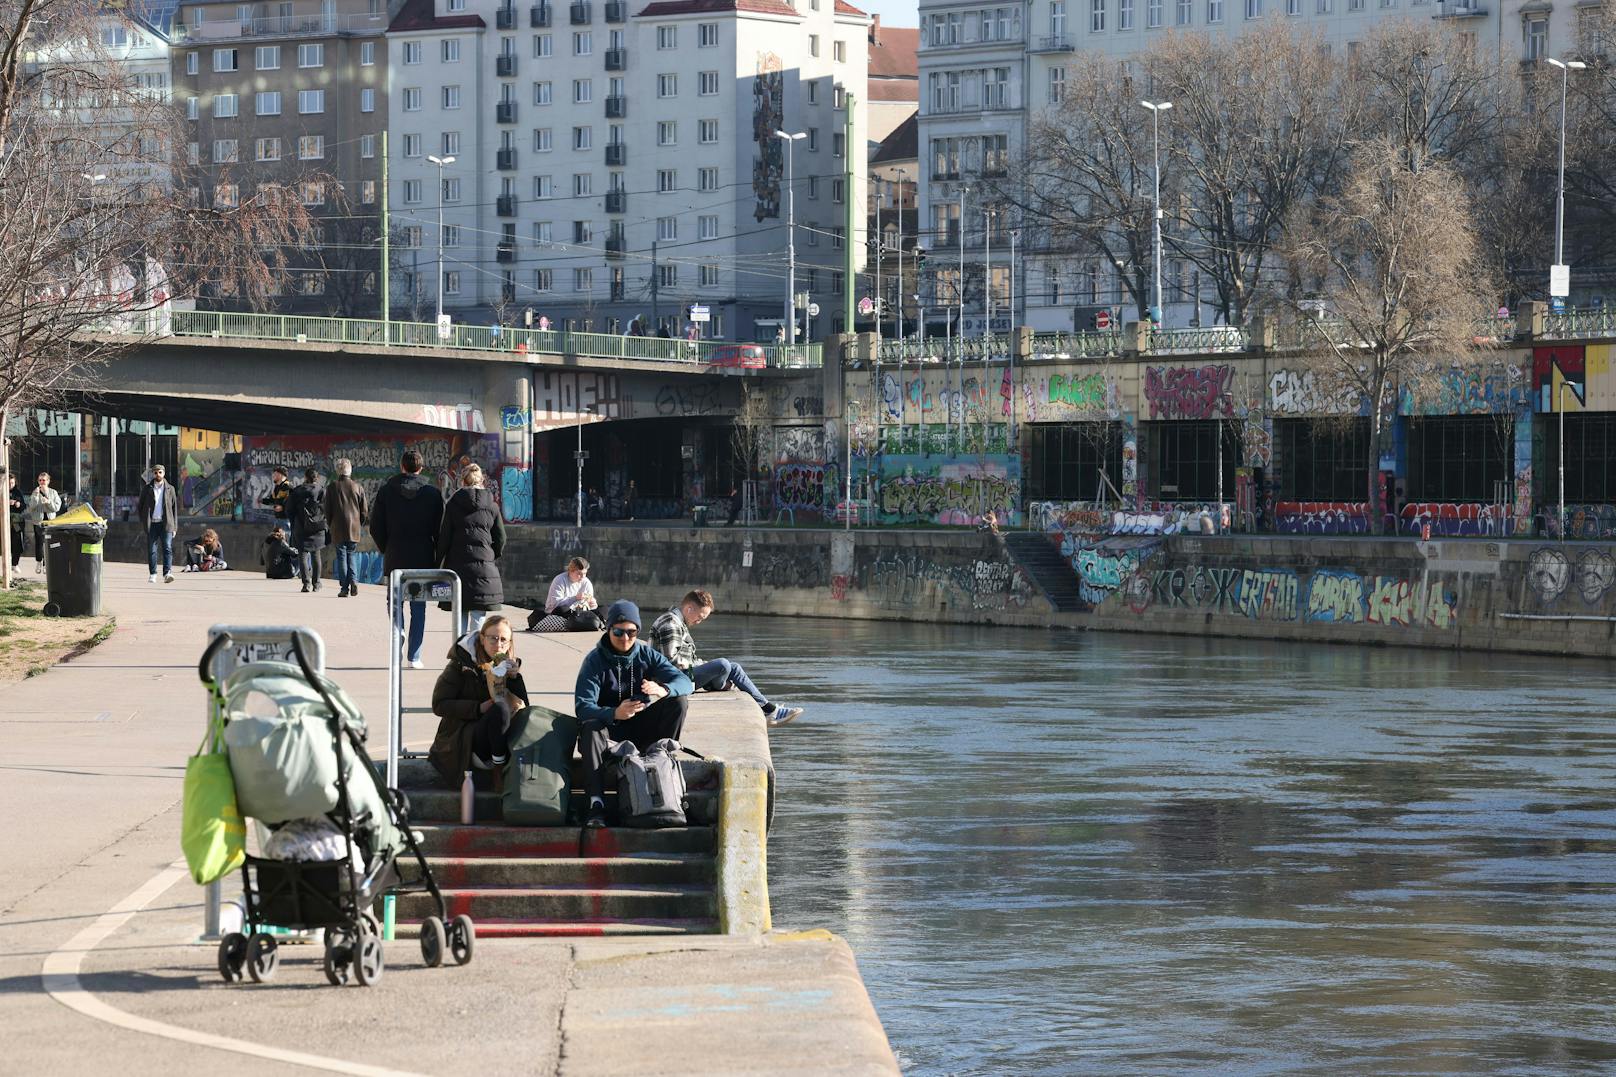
438;486;506;611
370;472;444;575
285;483;327;551
428;632;530;787
6;486;24;531
260;478;291;519
261;535;299;579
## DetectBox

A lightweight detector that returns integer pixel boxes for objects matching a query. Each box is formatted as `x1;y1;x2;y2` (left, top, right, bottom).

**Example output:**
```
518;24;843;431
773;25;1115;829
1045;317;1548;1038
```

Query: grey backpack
608;738;687;828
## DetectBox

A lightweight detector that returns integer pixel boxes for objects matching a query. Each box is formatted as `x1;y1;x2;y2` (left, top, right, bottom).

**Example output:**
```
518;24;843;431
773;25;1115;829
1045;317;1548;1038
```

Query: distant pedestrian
7;474;25;572
323;457;368;598
371;450;446;668
260;526;299;580
438;463;505;633
585;486;601;523
25;471;60;574
285;466;328;593
538;315;551;331
650;590;803;726
726;485;742;527
624;480;637;521
259;465;291;520
137;463;178;584
657;323;672;339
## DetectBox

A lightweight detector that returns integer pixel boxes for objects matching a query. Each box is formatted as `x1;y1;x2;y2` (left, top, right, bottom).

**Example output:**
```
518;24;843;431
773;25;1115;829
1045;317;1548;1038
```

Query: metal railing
1151;325;1248;353
1543;307;1616;340
156;309;820;368
1031;330;1125;358
173;13;388;40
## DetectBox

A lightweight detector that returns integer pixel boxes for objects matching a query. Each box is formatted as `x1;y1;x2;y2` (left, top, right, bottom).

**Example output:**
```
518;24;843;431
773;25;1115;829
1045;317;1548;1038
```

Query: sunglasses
610;627;638;639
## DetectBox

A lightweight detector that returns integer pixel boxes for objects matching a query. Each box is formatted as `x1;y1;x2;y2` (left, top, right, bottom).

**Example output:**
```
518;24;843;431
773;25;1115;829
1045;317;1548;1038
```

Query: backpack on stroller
201;631;474;987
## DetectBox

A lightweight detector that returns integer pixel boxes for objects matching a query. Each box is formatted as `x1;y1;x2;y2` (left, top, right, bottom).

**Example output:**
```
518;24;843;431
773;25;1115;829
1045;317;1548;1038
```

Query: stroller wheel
353;923;385;987
420;917;446;968
217;932;248;983
362;910;382;939
448;915;476;966
244;933;280;983
322;936;353;986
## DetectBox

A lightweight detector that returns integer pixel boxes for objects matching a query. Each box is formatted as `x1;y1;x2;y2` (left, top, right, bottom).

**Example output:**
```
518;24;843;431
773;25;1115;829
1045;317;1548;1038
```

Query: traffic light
914;246;926;270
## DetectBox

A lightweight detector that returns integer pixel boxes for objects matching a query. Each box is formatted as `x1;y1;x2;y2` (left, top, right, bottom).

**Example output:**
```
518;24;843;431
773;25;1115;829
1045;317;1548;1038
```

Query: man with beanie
573;599;693;829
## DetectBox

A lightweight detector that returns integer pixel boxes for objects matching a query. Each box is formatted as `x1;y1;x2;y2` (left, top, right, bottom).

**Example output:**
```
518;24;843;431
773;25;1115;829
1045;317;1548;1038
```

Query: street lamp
1140;100;1172;328
1547;58;1585;309
774;131;806;346
575;404;593;530
426;154;455;322
1560;380;1573;541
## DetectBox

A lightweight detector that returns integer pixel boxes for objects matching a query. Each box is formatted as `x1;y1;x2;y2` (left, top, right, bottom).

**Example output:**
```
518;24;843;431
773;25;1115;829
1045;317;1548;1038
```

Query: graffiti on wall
1069;539;1161;606
1533;345;1586;412
241;433;502;522
1409;364;1528;416
876;455;1020;526
774;460;838;518
419;403;486;433
1398;502;1514;537
1524;546;1616;605
1274;501;1372;534
751;53;784;221
1144;365;1234;420
1267;369;1359;416
1120;564;1458;628
864;552;1036;612
532;371;623;426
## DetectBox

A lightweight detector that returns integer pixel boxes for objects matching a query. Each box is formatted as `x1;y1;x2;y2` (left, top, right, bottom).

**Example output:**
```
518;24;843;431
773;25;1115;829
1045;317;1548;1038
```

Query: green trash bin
42;520;106;617
692;504;709;528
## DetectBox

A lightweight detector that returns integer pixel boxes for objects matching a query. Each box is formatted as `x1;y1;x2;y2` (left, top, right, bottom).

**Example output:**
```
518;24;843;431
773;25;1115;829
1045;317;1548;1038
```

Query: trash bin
42;513;107;617
692;504;709;528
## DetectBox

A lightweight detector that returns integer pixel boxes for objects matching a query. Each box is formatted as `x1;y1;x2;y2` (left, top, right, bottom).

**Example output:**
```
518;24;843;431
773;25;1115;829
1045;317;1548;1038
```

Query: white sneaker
164;574;174;584
768;706;804;726
408;658;424;670
148;574;156;583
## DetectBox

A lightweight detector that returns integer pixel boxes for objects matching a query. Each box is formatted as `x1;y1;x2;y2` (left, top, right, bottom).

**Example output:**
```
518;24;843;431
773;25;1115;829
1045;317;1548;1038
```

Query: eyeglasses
610;627;638;639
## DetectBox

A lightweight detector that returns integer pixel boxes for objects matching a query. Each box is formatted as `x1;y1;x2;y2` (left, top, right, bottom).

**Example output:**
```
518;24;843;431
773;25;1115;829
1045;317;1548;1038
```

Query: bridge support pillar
485;365;534;522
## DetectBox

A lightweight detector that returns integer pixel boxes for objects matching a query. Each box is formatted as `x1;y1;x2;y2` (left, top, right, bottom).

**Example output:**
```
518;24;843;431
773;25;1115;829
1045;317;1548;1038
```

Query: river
697;617;1616;1076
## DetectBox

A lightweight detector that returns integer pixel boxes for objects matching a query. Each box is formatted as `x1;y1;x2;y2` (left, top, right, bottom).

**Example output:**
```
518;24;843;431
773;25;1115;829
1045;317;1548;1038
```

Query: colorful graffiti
241;433;501;522
1144;365;1234;420
876;455;1020;526
1123;563;1457;629
1268;369;1359;416
1407;364;1528;416
751;52;784;221
1364;576;1458;628
1397;502;1513;537
1533;345;1586;412
1070;541;1160;605
773;460;837;518
1274;501;1372;535
1305;569;1366;623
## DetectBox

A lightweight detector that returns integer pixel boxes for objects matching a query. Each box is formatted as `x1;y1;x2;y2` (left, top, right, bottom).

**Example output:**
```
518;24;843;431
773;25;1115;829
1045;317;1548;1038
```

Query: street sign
807;302;821;317
1095;310;1112;330
436;314;452;340
688;304;710;323
1550;264;1570;298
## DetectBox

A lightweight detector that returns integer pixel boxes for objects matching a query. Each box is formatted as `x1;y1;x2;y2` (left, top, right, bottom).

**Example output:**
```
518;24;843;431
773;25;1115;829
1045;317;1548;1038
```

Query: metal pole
576;409;584;530
896;211;905;342
381;130;390;333
958;185;967;360
1152;106;1163;323
983;204;991;340
73;412;82;502
109;415;116;520
844;402;852;531
1560;381;1567;540
1009;228;1018;444
874;177;882;336
435;163;444;321
844;93;857;336
1555;62;1568;269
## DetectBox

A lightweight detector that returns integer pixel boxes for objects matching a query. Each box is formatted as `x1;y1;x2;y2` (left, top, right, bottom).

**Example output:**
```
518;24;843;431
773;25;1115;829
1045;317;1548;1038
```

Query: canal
698;617;1616;1075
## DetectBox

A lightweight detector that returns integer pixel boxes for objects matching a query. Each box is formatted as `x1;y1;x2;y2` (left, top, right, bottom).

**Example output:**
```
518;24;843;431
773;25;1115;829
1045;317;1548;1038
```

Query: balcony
1433;0;1486;14
573;225;592;244
495;100;517;123
606;235;625;259
171;12;389;41
497;243;516;264
531;3;551;26
605;142;626;166
605;95;626;118
605;46;626;70
496;53;517;77
1029;34;1073;52
605;0;626;20
605;190;627;213
570;1;591;24
497;148;518;170
495;4;516;28
497;194;517;216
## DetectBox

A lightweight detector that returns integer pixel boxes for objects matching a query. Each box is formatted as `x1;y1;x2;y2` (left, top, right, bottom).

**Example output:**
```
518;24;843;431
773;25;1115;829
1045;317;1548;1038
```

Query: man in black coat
371;450;446;668
136;464;180;583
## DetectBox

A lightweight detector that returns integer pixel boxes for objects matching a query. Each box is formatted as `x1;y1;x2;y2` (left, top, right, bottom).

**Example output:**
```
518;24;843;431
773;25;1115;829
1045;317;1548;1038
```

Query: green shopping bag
181;719;246;885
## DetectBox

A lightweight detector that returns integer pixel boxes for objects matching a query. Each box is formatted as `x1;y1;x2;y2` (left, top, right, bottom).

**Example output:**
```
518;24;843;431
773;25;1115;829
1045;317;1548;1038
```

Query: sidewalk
0;562;896;1075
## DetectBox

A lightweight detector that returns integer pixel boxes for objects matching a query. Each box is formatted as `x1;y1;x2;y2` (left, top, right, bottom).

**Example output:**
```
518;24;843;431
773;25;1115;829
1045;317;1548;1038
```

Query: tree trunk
1;404;10;590
1366;368;1387;534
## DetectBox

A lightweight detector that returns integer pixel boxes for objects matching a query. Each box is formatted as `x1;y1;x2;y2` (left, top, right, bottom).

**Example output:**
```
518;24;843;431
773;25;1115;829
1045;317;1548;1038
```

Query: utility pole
651;239;659;332
774;130;805;345
873;177;882;336
844;91;857;338
896;207;905;343
958;185;968;360
983;204;992;340
380;130;390;335
1140;100;1172;326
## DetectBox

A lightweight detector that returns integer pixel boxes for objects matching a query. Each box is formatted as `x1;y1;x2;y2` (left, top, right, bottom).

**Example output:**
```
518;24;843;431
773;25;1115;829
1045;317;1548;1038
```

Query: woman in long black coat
284;467;328;592
437;463;506;631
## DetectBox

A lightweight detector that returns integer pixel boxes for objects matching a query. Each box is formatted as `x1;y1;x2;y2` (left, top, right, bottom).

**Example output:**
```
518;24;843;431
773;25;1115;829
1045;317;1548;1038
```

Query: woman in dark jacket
284;467;328;592
260;526;299;580
429;615;529;788
437;463;506;630
184;527;227;571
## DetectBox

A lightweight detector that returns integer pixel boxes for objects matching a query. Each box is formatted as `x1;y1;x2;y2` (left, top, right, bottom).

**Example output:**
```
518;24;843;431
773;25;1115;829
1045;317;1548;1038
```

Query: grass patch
0;579;115;686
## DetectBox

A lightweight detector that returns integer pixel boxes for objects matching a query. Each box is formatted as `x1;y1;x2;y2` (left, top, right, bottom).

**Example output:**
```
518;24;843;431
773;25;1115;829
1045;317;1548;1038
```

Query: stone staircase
389;756;721;938
1004;530;1088;613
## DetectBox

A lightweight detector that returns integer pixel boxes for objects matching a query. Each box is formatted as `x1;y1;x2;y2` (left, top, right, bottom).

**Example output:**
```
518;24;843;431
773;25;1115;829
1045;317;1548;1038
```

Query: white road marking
42;859;425;1077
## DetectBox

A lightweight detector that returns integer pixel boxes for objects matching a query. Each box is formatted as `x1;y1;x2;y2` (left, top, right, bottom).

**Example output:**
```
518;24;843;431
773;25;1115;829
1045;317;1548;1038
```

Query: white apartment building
917;0;1597;333
387;0;868;340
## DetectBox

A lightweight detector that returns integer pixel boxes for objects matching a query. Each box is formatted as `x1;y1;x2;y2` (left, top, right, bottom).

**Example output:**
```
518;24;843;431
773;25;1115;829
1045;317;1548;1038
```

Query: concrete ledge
717;763;772;935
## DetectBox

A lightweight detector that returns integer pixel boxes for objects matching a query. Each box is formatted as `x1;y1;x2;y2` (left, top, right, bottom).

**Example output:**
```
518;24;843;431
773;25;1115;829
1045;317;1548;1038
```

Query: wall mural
751;53;784;222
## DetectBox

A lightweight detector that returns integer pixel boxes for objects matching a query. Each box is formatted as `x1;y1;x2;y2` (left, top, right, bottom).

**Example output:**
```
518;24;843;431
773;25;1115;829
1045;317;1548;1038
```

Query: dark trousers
9;528;21;568
584;694;688;799
33;525;46;563
301;549;322;586
147;523;173;575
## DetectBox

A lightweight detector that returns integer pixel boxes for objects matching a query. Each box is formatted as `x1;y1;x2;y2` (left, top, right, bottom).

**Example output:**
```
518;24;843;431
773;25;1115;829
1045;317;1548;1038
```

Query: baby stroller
200;631;474;986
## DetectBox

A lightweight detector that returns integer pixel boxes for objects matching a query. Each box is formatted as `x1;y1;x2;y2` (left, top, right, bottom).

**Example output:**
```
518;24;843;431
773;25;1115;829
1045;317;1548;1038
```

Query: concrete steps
424;854;713;887
392;917;717;939
395;883;715;922
1005;531;1088;613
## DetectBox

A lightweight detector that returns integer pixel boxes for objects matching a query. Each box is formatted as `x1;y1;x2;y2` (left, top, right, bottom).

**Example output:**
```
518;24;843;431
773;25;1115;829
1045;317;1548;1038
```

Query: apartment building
917;0;1600;333
173;0;394;314
386;0;868;340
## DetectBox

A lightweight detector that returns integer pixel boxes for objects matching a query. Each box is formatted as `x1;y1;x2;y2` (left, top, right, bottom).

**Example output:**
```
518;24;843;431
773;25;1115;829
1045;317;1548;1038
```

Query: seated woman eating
185;527;228;571
429;614;529;789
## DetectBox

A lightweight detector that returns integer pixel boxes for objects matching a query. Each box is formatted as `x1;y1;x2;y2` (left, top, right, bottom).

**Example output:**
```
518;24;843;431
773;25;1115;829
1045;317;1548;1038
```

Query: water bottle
460;770;475;825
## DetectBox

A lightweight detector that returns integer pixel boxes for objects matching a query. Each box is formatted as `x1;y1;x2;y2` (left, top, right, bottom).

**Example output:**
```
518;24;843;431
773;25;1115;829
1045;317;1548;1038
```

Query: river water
697;617;1616;1076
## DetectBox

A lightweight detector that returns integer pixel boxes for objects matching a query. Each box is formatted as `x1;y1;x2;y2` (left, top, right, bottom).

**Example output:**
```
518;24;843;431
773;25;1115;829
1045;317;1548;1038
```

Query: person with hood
284;466;328;592
573;599;693;829
184;527;227;572
428;614;529;789
258;465;291;520
371;450;446;668
438;462;505;633
322;457;369;598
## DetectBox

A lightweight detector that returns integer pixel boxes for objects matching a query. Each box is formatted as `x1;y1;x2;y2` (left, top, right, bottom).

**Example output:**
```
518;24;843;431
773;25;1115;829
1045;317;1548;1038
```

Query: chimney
870;13;881;45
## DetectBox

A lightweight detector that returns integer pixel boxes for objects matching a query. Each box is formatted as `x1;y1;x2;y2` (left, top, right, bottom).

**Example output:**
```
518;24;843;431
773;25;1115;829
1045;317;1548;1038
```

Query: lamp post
1140;100;1172;327
1560;380;1571;541
575;405;592;530
774;131;806;345
844;400;858;531
1547;58;1585;308
426;154;455;322
958;184;968;358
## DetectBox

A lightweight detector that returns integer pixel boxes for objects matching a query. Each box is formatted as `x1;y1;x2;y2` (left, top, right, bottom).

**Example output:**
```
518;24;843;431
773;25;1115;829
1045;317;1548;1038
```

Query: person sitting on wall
978;510;1003;537
184;527;228;572
530;555;603;632
650;589;803;727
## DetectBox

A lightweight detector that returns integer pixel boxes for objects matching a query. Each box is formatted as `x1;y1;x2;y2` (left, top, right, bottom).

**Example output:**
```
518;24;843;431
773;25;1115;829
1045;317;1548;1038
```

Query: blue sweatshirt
574;635;693;731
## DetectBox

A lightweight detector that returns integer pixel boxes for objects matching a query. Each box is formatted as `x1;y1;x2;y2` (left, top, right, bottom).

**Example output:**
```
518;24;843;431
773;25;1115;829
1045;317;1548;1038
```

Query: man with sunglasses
574;599;693;829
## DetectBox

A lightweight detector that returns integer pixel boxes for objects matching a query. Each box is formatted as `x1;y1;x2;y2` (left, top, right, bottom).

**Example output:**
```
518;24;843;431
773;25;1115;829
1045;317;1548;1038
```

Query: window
255;90;280;115
187;96;198;120
833;39;846;61
213;93;238;118
255;137;280;161
983;133;1008;174
442;224;460;247
298;135;324;160
213;48;238;72
535;80;552;104
699;70;718;95
360;41;375;65
573;173;591;195
657;25;676;48
833;131;845;157
657;169;676;191
443;178;461;202
1091;0;1104;31
100;25;128;47
534;221;553;243
404;41;422;64
533;269;553;291
984;68;1009;109
214;184;239;208
535;175;554;198
404;179;422;203
932;136;959;179
657;216;677;240
573;125;591;149
699;21;717;46
300;272;324;297
361;134;376;158
1207;0;1222;19
361;87;375;112
255;45;279;69
658;121;676;145
574;267;592;292
807;80;818;105
574;31;591;53
186;51;198;75
832;227;844;250
807;175;818;198
534;34;552;56
657;73;677;97
298;43;323;67
700;264;719;287
1048;66;1066;103
1147;0;1161;24
443;131;461;154
1526;17;1547;60
404;87;422;111
1052;0;1067;32
698;119;717;143
300;181;325;206
535;127;553;151
298;89;324;114
442;86;461;109
831;271;844;295
213;139;238;163
658;264;677;287
832;178;844;203
1244;0;1260;17
699;167;718;191
444;271;461;295
1177;0;1193;16
573;79;591;102
361;181;376;204
441;39;460;62
404;133;422;157
809;33;819;56
694;214;718;240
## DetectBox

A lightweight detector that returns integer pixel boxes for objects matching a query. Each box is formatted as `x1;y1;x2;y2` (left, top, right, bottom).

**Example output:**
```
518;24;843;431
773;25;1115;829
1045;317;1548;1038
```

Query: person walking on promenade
624;480;637;521
428;614;530;788
285;467;328;592
323;457;368;598
726;485;742;527
137;463;179;584
371;450;445;668
438;463;505;633
7;474;25;574
259;465;291;521
574;600;692;829
539;555;602;631
24;471;61;574
650;590;803;726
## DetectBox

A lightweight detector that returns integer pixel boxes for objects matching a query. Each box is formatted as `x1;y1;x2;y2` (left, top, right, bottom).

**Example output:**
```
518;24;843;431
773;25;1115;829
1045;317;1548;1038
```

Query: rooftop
636;0;801;15
389;0;486;32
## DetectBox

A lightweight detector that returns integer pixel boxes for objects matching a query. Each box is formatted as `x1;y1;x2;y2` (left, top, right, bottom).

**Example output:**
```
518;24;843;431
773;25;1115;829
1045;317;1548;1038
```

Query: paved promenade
0;562;896;1075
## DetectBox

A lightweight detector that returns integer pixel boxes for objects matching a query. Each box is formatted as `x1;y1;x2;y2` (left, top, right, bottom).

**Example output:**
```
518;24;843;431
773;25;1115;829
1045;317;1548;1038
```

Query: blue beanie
604;599;641;630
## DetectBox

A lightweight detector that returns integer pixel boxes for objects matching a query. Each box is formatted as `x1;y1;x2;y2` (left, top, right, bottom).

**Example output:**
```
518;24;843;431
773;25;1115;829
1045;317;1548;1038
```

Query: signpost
1095;310;1112;330
435;313;452;341
687;304;710;323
